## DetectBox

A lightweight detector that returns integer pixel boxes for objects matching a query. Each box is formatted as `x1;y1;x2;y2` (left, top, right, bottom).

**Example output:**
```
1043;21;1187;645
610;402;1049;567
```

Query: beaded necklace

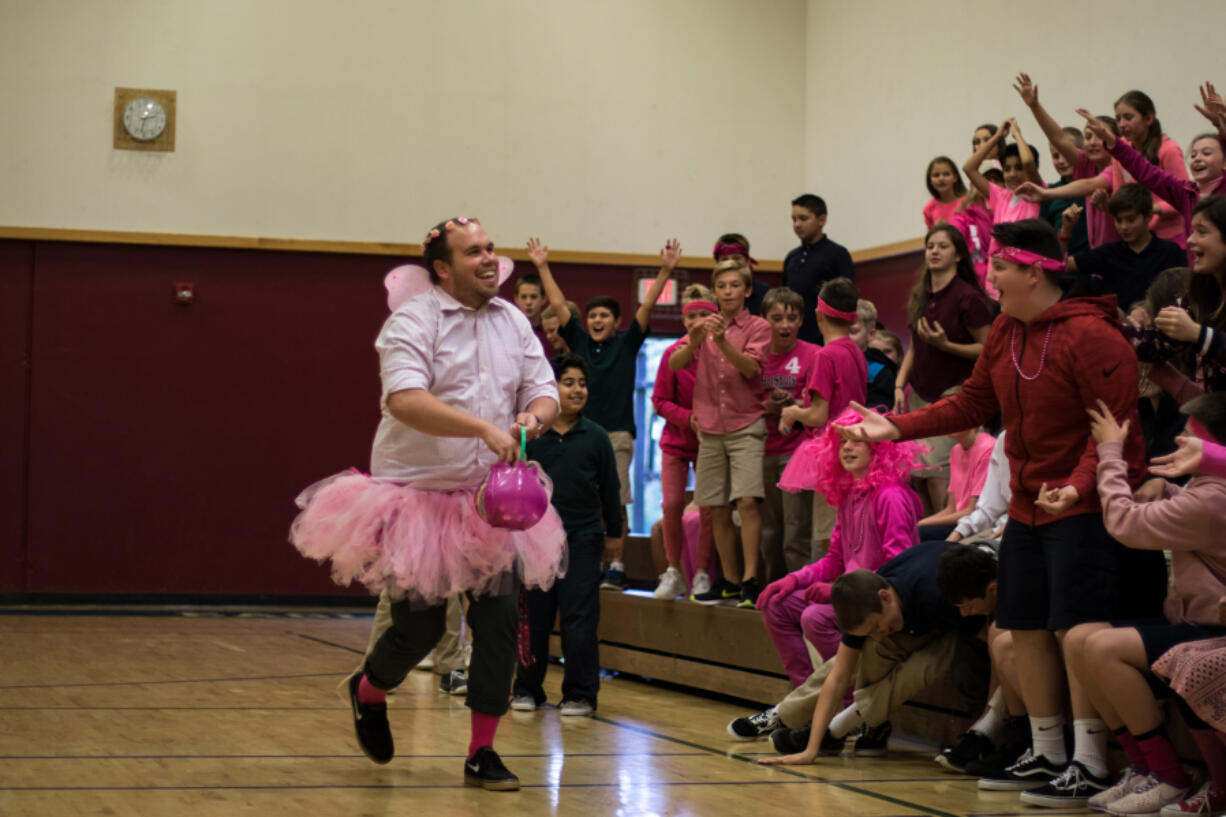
1010;323;1055;381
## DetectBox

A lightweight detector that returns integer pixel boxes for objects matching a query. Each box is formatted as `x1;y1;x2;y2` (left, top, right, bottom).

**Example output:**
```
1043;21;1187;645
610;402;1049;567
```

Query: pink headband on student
713;242;757;266
1187;417;1219;444
683;300;718;315
817;297;857;322
993;245;1065;272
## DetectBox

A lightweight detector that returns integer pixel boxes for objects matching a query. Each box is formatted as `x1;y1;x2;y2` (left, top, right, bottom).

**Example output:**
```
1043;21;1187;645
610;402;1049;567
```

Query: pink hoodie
789;482;922;588
652;337;699;459
1098;440;1226;626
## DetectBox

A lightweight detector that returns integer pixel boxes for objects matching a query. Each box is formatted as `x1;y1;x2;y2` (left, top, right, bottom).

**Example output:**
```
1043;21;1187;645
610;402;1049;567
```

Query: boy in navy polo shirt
783;194;856;345
528;237;678;589
1067;183;1186;310
511;354;622;716
754;540;993;765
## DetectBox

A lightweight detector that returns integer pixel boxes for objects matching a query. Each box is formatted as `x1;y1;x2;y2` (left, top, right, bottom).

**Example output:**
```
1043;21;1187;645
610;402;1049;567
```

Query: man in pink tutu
290;216;563;791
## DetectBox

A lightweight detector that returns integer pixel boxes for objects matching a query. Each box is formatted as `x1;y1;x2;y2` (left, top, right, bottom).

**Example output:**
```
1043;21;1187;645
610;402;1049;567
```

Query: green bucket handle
520;425;528;463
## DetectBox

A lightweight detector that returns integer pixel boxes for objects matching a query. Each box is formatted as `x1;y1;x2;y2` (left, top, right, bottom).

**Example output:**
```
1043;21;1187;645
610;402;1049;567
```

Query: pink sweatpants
661;451;714;570
758;588;842;687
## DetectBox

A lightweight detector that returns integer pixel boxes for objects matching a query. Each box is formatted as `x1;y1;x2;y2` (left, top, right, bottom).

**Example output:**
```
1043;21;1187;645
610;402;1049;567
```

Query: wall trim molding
0;225;922;270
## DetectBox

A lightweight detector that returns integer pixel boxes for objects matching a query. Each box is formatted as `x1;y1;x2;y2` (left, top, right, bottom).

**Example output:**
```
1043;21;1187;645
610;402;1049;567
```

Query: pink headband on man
683;300;718;315
713;242;757;266
993;245;1065;272
1187;417;1219;444
817;297;857;322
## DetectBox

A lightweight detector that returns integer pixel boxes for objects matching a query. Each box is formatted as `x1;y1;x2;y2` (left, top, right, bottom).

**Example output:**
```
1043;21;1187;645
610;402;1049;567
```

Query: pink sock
1192;730;1226;793
468;711;500;759
1114;727;1149;773
357;674;386;704
1136;728;1190;787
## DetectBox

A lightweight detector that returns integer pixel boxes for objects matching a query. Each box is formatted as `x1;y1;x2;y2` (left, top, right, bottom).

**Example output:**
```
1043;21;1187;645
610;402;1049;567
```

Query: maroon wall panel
0;242;34;591
856;250;924;343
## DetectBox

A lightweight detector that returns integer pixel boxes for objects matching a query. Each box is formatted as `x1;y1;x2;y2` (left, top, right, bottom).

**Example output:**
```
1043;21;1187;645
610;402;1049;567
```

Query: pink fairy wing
497;256;515;287
384;265;431;311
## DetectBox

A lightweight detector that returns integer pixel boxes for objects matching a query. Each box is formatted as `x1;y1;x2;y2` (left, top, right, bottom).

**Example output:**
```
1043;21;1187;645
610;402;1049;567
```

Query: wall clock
114;88;176;152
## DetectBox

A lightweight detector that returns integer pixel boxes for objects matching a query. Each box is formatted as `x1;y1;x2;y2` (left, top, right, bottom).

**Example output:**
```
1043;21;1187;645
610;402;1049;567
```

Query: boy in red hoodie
836;219;1166;805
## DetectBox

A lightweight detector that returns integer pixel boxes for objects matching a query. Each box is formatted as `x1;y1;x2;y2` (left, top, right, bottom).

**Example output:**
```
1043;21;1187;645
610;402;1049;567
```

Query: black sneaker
1018;760;1110;807
438;669;468;696
726;705;780;740
692;580;741;605
852;721;892;757
965;733;1028;779
600;567;627;591
737;578;763;609
977;749;1062;791
347;673;394;764
463;746;520;791
935;730;995;773
769;727;846;756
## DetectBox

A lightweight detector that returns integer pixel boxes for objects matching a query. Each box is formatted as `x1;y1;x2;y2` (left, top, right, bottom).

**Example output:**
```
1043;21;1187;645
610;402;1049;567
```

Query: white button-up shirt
370;287;558;489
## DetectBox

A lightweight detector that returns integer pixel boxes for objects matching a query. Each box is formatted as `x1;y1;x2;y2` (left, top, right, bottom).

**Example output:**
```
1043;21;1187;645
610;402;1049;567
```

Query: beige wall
0;0;806;258
805;0;1226;252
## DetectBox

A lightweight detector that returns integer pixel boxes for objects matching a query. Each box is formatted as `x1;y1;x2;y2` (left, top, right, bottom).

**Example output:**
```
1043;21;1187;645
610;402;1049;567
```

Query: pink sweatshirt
1074;151;1120;248
1108;137;1226;250
1098;440;1226;626
652;337;699;458
789;482;922;588
1111;135;1189;246
924;197;963;230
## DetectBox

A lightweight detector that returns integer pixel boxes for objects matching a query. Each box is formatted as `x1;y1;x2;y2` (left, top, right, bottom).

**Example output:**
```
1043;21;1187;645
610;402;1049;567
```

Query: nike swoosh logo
1102;363;1121;377
1037;725;1060;731
466;761;481;773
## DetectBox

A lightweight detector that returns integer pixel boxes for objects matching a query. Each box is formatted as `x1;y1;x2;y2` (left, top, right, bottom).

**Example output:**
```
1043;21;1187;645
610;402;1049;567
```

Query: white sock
1072;718;1110;778
970;701;1007;742
827;704;864;739
609;561;625;571
1031;714;1067;765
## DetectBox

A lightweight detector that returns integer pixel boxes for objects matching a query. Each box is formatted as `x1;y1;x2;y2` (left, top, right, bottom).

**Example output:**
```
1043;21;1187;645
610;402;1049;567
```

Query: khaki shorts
695;418;766;506
909;387;959;480
812;490;837;542
608;430;634;507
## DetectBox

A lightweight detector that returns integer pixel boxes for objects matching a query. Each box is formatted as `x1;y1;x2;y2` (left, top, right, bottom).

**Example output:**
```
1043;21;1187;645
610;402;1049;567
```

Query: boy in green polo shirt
511;353;623;716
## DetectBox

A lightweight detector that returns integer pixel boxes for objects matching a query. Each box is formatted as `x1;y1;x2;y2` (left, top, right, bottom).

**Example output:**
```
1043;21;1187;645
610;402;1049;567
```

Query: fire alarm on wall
174;282;194;303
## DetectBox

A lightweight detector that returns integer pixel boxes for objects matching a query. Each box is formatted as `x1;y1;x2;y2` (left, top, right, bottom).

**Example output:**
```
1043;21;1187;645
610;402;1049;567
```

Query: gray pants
364;582;520;716
760;453;815;583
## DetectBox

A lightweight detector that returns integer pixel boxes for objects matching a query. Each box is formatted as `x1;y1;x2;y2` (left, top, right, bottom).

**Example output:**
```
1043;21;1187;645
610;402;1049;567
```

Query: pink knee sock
1192;730;1226;792
1136;728;1190;787
357;674;386;704
1114;726;1148;773
469;711;500;759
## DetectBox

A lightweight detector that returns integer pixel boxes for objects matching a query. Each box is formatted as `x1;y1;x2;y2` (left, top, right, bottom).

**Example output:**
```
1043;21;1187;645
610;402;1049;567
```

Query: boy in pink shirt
965;118;1044;264
779;278;868;555
917;427;996;541
759;287;821;582
670;259;771;607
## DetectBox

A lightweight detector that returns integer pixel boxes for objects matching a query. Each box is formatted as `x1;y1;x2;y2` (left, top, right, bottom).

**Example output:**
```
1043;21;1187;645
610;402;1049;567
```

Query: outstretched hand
1089;189;1110;212
1195;81;1226;134
660;238;682;271
1149;434;1205;479
834;402;899;443
526;236;549;267
1013;72;1038;107
1076;108;1116;150
1013;181;1049;204
1087;398;1130;445
1035;483;1080;515
758;749;817;767
1061;203;1084;232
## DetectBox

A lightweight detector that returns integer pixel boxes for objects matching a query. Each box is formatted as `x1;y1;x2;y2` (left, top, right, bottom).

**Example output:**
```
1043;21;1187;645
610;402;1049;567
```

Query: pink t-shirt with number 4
761;340;820;456
806;337;867;432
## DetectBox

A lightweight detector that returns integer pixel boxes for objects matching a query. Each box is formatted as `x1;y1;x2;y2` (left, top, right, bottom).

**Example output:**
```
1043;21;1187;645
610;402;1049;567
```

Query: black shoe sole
464;772;521;791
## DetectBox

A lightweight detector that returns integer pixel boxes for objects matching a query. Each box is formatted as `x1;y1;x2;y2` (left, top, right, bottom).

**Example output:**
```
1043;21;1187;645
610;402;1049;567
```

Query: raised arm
1008;117;1043;186
1195;81;1226;142
527;237;570;328
635;239;681;331
964;121;1009;199
1015;72;1081;169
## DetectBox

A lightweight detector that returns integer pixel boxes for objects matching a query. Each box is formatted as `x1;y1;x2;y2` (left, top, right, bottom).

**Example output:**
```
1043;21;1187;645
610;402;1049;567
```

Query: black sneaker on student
852;721;892;757
977;749;1063;791
347;673;394;764
737;578;763;609
934;730;996;773
463;746;520;791
438;669;468;696
965;734;1028;779
599;567;627;591
692;580;741;605
1018;760;1111;807
768;727;846;756
726;705;780;740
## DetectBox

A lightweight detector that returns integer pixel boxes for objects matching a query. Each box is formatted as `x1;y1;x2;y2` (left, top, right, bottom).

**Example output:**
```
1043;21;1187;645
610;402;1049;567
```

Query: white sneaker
1159;782;1226;817
1089;767;1144;811
653;566;687;599
559;699;593;717
690;571;711;598
1107;773;1190;816
510;695;538;712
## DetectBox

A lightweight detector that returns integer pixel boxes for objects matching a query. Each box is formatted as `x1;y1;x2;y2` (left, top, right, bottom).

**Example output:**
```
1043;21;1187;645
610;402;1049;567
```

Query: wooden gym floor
0;609;1070;817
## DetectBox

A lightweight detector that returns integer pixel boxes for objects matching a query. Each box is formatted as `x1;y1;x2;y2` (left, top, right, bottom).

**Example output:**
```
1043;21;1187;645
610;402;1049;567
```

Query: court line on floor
0;780;834;792
0;705;455;711
0;672;340;690
296;633;365;654
589;714;962;817
0;751;709;760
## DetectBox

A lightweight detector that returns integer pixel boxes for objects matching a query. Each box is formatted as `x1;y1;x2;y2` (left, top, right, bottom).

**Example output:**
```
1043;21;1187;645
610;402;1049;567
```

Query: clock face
122;97;167;141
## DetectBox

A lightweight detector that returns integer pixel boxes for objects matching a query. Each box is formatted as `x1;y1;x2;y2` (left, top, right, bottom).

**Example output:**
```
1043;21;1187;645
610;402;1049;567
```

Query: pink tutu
289;470;567;605
778;436;824;493
1151;636;1226;732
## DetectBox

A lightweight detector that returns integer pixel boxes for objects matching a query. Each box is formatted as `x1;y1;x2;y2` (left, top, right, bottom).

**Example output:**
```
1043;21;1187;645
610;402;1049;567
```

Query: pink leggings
661;451;713;568
758;588;842;687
